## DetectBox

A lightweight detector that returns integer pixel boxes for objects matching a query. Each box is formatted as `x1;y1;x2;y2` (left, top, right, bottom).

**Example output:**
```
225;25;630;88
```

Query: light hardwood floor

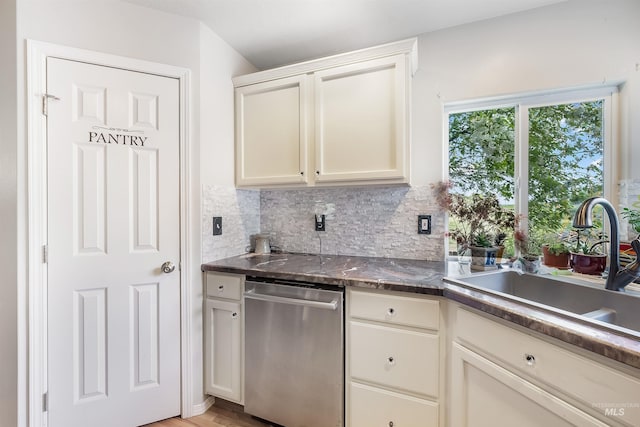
143;403;276;427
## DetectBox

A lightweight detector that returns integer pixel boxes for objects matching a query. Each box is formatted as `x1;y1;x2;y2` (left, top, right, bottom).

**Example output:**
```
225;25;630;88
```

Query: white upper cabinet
235;75;309;187
233;39;416;188
314;55;408;183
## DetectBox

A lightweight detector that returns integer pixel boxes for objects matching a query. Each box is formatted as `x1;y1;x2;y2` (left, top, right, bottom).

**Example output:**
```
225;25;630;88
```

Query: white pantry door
47;58;181;427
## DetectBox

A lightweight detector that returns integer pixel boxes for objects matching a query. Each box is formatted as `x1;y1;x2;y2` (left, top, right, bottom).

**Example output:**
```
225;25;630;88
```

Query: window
446;87;617;256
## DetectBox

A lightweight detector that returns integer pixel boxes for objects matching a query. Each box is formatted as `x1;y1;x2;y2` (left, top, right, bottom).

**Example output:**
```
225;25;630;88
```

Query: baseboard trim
191;396;215;417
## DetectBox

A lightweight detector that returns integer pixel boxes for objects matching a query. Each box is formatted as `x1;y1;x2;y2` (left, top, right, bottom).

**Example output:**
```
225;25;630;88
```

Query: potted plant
621;207;640;239
541;236;571;269
569;228;608;275
620;207;640;267
433;182;515;270
514;226;543;273
469;232;500;271
493;232;509;263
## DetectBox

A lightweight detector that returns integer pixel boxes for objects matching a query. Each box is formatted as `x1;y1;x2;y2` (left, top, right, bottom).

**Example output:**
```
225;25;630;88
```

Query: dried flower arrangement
433;181;515;250
513;217;542;260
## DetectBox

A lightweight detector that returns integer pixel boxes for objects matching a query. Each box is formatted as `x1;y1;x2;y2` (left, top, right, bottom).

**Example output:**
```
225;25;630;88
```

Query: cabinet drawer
205;272;244;300
349;382;438;427
350;321;439;398
456;307;640;427
349;289;439;330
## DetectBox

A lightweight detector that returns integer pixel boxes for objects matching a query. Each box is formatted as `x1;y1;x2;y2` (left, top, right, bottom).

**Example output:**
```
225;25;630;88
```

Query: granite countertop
202;252;447;295
202;253;640;370
444;282;640;370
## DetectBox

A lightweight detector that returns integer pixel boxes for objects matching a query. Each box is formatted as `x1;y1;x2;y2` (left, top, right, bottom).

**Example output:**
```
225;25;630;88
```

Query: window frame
444;85;619;253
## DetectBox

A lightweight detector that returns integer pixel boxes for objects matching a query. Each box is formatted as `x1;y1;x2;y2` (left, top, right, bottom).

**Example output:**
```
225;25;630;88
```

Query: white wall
195;22;256;401
411;0;640;186
14;0;254;421
0;0;19;424
200;24;257;186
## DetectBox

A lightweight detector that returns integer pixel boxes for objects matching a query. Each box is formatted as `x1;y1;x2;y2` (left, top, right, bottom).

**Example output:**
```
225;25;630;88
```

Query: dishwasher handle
244;289;339;310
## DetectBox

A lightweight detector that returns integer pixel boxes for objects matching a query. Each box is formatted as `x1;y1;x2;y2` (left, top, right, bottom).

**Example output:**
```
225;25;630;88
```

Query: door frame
26;40;194;427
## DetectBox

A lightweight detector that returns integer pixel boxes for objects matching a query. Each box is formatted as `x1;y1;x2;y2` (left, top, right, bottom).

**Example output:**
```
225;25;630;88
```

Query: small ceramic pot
570;252;607;275
620;243;637;268
519;256;540;274
253;233;271;254
542;245;570;269
469;246;499;271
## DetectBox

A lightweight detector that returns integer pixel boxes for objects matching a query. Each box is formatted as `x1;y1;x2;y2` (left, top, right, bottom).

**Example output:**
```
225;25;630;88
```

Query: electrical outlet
315;214;325;231
418;215;431;234
212;217;222;235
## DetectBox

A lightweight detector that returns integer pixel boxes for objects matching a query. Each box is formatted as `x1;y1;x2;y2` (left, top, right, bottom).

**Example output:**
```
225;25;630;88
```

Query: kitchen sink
444;270;640;338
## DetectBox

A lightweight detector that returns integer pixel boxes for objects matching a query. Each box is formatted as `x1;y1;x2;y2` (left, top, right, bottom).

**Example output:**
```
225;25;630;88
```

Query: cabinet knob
316;170;320;175
300;171;304;176
218;285;224;290
389;422;394;427
525;353;536;366
387;356;395;364
231;312;238;318
387;307;395;316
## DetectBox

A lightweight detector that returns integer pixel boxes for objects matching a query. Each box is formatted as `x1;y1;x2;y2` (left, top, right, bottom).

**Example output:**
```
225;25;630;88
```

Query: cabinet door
204;299;242;403
455;307;640;426
450;342;608;427
314;54;409;184
235;75;309;187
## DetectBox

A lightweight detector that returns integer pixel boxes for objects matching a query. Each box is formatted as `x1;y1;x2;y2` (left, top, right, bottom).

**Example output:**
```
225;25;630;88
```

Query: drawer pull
525;353;536;366
387;307;395;316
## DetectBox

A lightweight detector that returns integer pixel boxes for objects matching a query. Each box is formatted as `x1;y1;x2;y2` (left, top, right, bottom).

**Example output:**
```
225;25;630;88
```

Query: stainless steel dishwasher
244;279;344;427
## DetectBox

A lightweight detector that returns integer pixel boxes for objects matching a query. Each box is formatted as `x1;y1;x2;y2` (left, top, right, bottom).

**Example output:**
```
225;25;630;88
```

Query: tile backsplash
260;186;444;261
202;185;260;262
202;180;639;262
202;185;445;262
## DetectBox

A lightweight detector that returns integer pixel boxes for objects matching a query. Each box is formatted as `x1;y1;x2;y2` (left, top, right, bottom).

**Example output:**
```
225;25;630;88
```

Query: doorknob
161;261;176;274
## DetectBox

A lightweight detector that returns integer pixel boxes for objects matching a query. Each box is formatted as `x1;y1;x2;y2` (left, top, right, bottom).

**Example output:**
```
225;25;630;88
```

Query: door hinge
42;94;60;116
42;245;48;264
42;392;48;412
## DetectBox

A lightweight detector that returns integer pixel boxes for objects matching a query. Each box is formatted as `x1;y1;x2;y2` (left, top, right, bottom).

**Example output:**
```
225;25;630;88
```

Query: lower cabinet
204;272;244;404
450;342;606;427
449;304;640;427
346;288;443;427
200;272;640;427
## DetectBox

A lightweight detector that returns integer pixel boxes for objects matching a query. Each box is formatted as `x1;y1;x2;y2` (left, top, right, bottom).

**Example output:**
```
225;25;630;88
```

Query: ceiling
125;0;566;70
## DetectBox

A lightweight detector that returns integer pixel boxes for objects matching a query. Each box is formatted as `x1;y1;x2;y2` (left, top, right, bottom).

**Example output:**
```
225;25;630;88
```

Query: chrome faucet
573;197;640;291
